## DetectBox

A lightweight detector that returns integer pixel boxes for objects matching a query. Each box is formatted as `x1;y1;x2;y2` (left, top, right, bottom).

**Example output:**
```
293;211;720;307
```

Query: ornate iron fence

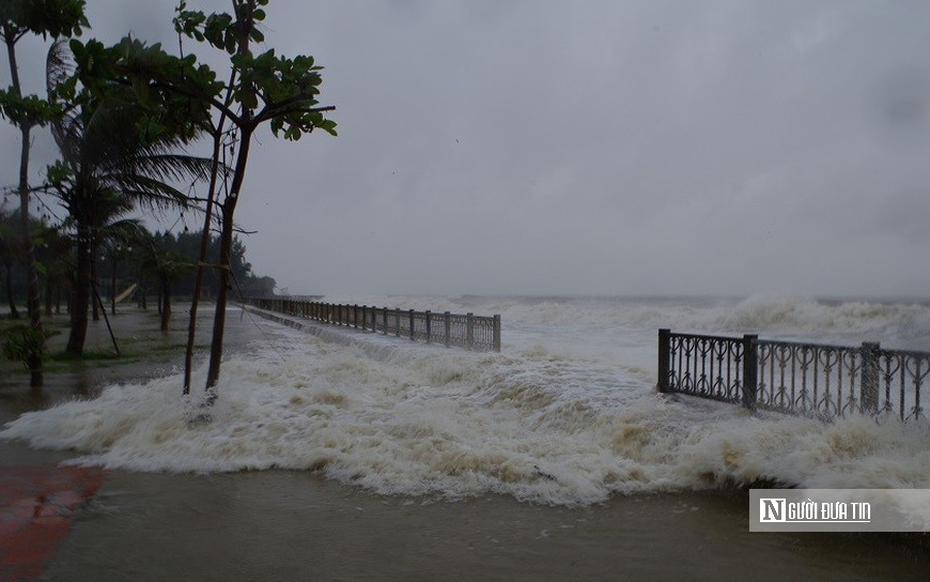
657;329;927;422
244;297;501;352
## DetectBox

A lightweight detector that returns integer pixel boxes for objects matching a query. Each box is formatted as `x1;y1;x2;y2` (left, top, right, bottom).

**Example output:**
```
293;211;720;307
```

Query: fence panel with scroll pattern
659;329;927;422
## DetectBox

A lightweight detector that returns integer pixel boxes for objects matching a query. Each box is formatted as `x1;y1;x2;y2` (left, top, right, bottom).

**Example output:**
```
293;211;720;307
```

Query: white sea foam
4;296;930;506
327;293;930;346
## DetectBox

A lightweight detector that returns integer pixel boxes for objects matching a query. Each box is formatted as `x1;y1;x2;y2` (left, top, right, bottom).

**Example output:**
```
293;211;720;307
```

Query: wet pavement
0;304;263;581
2;306;928;581
0;466;106;582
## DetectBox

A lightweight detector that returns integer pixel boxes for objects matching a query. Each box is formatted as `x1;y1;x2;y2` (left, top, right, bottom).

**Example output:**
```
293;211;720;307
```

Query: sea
4;294;930;505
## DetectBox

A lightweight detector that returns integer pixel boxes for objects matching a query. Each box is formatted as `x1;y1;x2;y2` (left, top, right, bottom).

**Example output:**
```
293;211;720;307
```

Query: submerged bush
2;324;49;370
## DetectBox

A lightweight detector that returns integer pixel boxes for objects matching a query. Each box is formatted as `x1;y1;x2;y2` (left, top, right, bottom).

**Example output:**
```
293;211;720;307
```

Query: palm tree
33;223;71;316
83;192;139;322
137;232;191;332
45;42;214;356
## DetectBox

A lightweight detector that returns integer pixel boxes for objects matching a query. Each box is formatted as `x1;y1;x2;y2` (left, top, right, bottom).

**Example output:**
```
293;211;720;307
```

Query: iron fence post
657;329;671;393
742;334;758;410
466;313;475;349
444;312;452;348
493;315;501;352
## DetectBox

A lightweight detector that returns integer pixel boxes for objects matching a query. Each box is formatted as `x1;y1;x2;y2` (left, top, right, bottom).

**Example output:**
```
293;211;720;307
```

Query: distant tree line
0;208;276;316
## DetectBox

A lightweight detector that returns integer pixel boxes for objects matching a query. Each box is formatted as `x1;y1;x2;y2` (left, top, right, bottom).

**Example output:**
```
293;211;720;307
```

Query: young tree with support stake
0;0;87;393
70;0;336;401
173;0;336;399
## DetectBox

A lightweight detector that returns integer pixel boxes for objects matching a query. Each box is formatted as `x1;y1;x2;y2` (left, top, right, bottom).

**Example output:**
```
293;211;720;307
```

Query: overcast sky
2;0;930;298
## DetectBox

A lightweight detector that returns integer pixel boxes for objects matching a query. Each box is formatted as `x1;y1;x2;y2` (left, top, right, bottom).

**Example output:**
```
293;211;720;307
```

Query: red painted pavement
0;466;106;582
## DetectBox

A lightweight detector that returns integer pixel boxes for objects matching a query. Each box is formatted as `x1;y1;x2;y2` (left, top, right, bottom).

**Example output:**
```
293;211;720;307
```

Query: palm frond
90;190;135;220
46;41;83;163
111;153;220;184
46;40;73;98
50;111;83;166
44;41;218;242
81;101;150;168
98;217;144;244
104;176;192;211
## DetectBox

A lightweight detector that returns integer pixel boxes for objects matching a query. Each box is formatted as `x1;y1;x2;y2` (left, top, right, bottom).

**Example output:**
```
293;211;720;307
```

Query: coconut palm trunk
66;223;91;356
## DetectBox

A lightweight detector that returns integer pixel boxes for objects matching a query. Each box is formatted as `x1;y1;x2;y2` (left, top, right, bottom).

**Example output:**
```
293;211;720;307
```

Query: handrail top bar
755;338;868;352
244;297;501;352
248;297;499;321
668;331;747;342
668;330;895;354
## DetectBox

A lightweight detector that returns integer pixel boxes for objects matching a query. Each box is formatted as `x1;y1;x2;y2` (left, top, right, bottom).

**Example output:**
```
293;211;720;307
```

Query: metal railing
657;329;928;422
245;297;501;352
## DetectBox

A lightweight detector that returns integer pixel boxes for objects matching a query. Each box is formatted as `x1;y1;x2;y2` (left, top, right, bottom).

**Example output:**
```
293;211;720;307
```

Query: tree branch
144;77;242;127
253;104;336;126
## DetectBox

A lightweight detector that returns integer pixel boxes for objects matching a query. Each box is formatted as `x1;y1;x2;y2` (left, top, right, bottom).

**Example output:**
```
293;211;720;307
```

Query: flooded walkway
0;466;106;582
1;305;928;581
4;463;927;582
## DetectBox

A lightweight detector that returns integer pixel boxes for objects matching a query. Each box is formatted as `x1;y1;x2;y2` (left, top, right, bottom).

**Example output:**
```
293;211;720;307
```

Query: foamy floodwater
4;295;930;506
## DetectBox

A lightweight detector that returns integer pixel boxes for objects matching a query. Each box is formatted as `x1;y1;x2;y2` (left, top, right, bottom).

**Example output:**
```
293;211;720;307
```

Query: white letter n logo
760;498;785;522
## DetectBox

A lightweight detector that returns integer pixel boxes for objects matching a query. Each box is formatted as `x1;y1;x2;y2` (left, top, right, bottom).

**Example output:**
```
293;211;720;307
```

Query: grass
0;304;217;399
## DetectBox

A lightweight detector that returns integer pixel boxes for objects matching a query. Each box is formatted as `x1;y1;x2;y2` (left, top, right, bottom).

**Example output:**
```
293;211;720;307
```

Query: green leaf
320;119;337;136
132;77;151;106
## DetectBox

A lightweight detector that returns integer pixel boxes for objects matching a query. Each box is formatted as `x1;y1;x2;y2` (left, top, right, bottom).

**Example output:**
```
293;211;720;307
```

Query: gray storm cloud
2;0;928;297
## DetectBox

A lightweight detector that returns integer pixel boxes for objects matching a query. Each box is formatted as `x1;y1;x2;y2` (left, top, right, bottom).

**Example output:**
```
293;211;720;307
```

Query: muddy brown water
8;461;929;582
1;306;928;581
